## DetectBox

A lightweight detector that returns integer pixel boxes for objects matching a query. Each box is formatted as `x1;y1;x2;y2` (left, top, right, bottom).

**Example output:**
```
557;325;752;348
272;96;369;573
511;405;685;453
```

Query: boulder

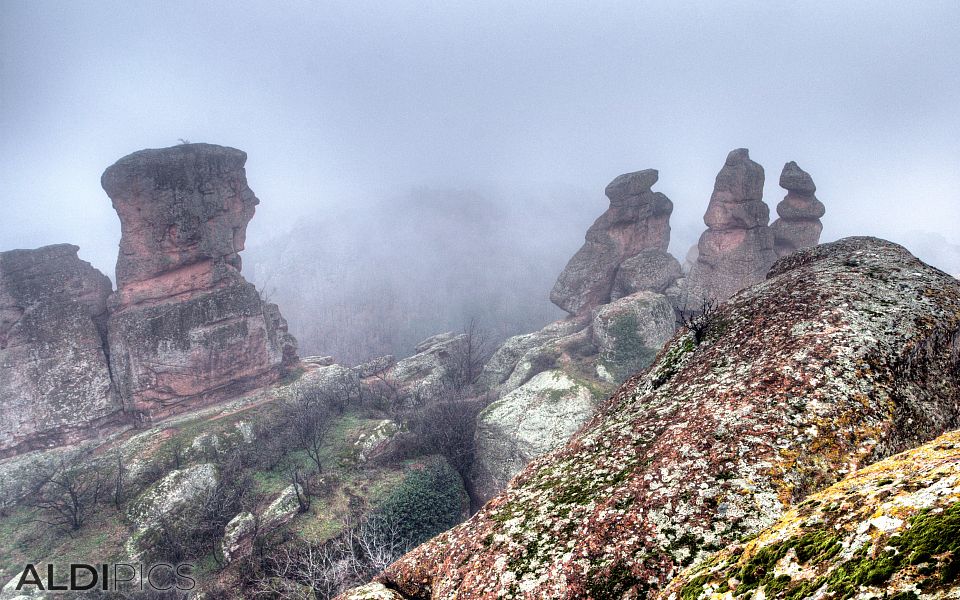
221;511;256;564
103;144;297;422
361;237;960;599
611;249;683;300
382;333;469;404
472;370;602;503
663;429;960;600
590;291;676;383
477;318;588;392
551;169;675;315
353;419;402;463
0;244;122;457
771;161;826;258
683;149;777;307
125;463;219;560
353;355;396;378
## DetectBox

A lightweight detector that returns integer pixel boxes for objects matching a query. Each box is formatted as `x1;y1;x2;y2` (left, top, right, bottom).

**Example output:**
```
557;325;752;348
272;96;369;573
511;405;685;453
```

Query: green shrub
374;458;466;548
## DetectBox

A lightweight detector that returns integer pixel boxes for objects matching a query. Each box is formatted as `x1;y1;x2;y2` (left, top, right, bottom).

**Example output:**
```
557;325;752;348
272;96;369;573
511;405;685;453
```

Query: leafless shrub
676;298;723;345
28;456;105;535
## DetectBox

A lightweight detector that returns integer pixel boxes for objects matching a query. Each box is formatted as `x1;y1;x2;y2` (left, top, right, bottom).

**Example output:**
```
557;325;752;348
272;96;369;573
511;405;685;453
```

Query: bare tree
278;387;334;473
252;513;408;599
291;469;311;513
29;457;105;535
676;298;723;345
447;318;493;391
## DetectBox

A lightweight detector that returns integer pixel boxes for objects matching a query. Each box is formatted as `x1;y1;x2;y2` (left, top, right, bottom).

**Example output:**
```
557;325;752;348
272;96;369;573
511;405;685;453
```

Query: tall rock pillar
683;148;777;307
103;144;297;421
771;161;825;257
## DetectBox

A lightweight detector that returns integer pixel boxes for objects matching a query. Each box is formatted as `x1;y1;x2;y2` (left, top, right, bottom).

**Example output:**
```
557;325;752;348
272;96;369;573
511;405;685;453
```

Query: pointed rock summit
104;143;297;421
550;169;676;315
683;148;776;306
771;161;825;257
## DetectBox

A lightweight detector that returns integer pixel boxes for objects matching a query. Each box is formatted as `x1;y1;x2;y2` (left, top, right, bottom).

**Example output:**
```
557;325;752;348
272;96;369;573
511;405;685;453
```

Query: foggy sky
2;0;959;277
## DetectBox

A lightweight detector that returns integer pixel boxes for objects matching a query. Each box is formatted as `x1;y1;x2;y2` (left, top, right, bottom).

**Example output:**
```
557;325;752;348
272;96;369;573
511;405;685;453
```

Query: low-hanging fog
2;1;959;361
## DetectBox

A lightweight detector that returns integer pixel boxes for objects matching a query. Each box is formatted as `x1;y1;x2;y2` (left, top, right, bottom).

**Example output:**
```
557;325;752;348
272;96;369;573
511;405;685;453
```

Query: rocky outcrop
354;237;960;599
663;429;960;600
0;244;122;456
590;291;676;383
683;149;777;307
375;333;469;405
473;370;604;504
550;170;674;316
771;161;826;258
611;249;682;300
125;463;219;559
103;144;297;421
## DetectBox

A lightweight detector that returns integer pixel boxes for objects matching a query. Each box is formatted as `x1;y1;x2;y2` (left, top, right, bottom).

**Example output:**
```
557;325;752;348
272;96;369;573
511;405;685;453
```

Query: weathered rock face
477;317;589;394
103;144;297;421
663;429;960;600
683;149;777;307
550;169;674;315
590;291;677;383
611;249;682;300
358;237;960;599
0;244;122;456
378;333;469;404
771;161;826;258
473;370;603;504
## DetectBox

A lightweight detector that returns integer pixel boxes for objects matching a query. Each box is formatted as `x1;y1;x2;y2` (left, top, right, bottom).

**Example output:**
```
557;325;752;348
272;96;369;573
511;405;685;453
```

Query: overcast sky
2;0;959;277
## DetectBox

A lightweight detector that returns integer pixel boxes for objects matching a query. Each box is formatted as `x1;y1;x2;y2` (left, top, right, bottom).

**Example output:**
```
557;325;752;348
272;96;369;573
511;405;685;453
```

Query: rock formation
103;144;297;421
771;161;826;258
343;237;960;599
683;148;777;307
664;429;960;599
0;244;122;456
472;370;603;504
550;169;675;315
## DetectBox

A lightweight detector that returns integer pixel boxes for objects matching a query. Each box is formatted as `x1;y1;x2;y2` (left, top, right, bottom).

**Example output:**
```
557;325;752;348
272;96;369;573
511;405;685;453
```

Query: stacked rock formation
103;144;297;421
683;148;777;306
341;237;960;599
770;161;826;257
550;169;678;316
0;244;121;456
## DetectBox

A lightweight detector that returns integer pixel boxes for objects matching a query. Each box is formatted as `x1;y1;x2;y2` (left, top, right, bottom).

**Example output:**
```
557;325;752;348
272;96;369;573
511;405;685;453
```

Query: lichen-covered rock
382;333;469;404
684;149;777;307
103;144;297;422
662;429;960;600
221;511;256;564
551;169;675;316
478;317;590;394
611;249;683;300
125;463;219;559
262;483;302;528
354;355;396;378
473;370;604;504
353;419;402;463
771;162;826;258
361;237;960;599
0;244;122;457
338;583;406;600
590;291;676;383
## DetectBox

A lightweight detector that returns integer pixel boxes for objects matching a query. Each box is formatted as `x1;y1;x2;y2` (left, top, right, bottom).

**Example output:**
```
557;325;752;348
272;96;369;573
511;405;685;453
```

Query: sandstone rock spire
770;161;825;257
682;148;777;306
550;169;675;315
104;143;297;421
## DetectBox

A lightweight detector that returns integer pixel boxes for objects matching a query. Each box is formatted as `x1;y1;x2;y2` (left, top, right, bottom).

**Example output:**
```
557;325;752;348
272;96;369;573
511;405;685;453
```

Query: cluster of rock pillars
0;144;822;463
